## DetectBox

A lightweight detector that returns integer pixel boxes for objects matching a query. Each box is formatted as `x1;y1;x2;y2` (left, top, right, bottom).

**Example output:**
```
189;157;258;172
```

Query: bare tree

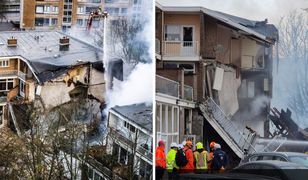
107;17;150;66
277;10;308;122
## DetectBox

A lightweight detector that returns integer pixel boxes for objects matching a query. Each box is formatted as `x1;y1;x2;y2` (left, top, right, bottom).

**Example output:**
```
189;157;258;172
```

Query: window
35;18;44;26
105;7;119;15
239;79;255;98
183;26;193;46
44;18;50;26
0;79;14;91
119;147;128;164
124;121;136;133
51;18;58;25
121;8;128;14
156;103;179;151
0;106;4;125
19;80;25;97
0;59;9;67
164;62;195;75
165;25;181;41
36;5;44;14
77;6;85;14
77;19;83;27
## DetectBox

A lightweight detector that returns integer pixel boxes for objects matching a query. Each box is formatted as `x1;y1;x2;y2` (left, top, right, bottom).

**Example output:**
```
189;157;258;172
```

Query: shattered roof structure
156;0;278;43
110;103;153;135
0;31;104;83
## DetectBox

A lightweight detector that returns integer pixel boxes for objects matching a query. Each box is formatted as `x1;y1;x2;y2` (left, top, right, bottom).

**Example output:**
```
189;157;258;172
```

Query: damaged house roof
0;31;104;83
110;103;153;135
156;0;278;43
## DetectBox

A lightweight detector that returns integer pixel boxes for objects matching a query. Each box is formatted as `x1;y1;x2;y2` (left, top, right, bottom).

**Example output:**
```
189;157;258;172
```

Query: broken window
119;147;128;164
124;121;136;133
183;26;193;46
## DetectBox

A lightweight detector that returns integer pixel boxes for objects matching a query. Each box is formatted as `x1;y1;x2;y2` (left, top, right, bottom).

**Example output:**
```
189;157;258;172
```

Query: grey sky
157;0;308;25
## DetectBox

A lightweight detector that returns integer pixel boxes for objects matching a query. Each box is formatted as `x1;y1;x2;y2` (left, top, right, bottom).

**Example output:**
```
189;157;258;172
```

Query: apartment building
20;0;140;30
155;0;278;164
0;0;21;24
0;31;105;130
106;103;152;179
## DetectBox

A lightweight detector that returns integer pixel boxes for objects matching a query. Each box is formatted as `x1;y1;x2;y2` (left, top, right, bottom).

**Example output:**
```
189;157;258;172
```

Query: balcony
184;85;193;101
163;41;199;61
109;127;152;163
156;75;179;98
0;70;26;81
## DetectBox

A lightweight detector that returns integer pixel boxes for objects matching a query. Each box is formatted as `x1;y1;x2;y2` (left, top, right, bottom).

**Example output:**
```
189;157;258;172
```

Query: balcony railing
163;41;199;57
0;70;26;80
155;38;160;55
184;85;193;101
109;128;152;163
200;98;256;154
156;75;179;98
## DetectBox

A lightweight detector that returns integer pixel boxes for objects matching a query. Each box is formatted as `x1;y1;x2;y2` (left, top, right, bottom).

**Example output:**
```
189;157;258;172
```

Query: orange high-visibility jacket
155;146;166;169
182;147;195;172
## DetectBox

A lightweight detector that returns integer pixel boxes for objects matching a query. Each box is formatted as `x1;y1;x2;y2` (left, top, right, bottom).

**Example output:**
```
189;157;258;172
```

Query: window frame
0;59;9;67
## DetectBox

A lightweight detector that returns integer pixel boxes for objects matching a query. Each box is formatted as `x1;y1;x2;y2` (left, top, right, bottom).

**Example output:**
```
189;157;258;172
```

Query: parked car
241;152;308;167
230;160;308;180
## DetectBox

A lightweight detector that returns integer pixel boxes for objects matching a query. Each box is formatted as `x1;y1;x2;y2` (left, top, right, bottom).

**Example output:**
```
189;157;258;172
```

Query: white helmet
170;142;177;148
177;143;184;149
214;143;221;150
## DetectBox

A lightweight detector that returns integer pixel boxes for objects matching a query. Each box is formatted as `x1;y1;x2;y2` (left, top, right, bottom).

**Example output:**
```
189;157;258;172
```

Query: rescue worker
212;143;228;173
155;140;166;180
207;141;215;173
193;142;209;173
166;142;179;180
182;140;195;173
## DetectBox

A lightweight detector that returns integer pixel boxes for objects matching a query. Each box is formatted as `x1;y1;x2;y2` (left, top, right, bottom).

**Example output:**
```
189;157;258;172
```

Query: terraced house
0;30;105;131
155;0;278;166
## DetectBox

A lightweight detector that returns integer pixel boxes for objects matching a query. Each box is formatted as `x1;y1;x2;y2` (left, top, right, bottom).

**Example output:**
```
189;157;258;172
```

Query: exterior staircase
199;97;256;159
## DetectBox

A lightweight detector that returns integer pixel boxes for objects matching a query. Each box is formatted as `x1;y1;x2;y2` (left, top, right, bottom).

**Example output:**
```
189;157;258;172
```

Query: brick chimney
59;36;70;51
7;37;17;47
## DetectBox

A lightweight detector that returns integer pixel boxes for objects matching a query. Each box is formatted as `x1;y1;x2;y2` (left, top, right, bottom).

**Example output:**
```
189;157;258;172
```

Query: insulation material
212;67;224;91
40;82;75;109
217;68;241;117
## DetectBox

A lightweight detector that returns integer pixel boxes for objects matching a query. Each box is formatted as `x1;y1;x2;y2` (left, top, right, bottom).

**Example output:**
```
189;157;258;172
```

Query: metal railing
201;98;256;153
155;38;160;55
156;75;179;98
0;70;26;80
184;85;193;101
163;41;199;57
109;128;152;163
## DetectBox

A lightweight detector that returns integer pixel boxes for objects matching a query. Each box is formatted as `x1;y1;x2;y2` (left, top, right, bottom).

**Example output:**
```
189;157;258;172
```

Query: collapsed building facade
155;1;278;166
0;31;105;132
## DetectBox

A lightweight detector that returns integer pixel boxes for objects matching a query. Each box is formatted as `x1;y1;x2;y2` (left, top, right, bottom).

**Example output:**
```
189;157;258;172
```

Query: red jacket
182;147;194;172
155;146;166;169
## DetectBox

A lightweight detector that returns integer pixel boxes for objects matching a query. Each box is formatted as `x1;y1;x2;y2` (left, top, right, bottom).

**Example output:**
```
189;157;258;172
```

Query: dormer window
0;59;9;67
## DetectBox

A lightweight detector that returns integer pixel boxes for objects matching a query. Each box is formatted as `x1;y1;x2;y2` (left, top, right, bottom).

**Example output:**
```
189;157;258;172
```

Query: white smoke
106;63;153;109
251;95;271;117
